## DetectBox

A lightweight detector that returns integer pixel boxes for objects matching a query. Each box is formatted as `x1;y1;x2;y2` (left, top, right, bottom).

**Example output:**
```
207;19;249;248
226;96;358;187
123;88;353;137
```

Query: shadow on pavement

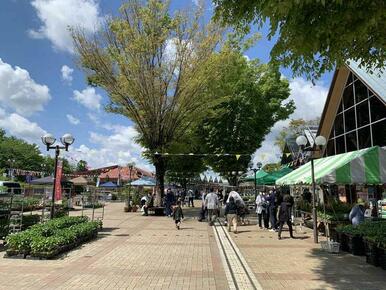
307;247;385;289
99;227;119;233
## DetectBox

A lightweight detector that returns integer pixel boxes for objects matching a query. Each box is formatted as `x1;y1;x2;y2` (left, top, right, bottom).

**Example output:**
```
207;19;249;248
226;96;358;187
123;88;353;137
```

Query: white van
0;181;22;194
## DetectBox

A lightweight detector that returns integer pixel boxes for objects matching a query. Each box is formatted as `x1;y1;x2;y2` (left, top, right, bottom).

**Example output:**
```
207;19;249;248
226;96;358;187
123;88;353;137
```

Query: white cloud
253;77;329;164
29;0;102;53
0;59;51;116
72;87;102;110
0;109;47;144
64;125;152;170
66;114;80;125
61;65;73;83
87;112;100;125
287;77;328;120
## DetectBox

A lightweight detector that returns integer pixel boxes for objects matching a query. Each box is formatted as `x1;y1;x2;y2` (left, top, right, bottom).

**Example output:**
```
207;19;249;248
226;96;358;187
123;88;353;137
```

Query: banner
55;160;63;201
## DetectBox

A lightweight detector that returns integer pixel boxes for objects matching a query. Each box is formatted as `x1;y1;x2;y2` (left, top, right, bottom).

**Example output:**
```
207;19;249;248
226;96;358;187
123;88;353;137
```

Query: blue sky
0;0;332;171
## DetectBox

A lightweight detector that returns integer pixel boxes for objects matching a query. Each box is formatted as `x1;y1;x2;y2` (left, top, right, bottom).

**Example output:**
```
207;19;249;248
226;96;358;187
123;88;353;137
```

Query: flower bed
83;203;103;209
21;214;41;230
11;197;43;212
6;216;101;259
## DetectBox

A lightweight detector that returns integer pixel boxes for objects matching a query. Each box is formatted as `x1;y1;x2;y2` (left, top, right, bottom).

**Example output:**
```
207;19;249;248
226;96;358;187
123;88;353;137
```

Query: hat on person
357;198;365;205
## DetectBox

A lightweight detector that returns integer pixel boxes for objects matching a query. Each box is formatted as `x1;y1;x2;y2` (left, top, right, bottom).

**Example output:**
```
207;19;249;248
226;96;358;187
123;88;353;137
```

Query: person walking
165;188;175;217
225;197;239;233
172;201;184;230
255;192;266;229
267;190;277;231
349;198;366;226
205;188;219;226
187;190;194;207
277;195;294;240
262;192;269;229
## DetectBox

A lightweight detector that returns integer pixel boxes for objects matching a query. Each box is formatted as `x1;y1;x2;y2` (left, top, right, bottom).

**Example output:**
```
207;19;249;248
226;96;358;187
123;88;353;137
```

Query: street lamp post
128;163;134;205
296;135;326;244
41;133;75;219
231;171;244;191
249;162;262;200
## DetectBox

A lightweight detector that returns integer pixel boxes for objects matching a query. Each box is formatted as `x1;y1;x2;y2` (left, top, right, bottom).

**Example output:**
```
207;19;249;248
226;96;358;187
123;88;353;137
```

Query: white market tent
276;146;386;185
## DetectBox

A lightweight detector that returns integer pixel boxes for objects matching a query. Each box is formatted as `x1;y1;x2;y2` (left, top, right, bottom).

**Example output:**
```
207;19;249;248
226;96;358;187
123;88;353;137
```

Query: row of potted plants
5;216;101;259
83;202;104;209
336;221;386;269
297;199;352;221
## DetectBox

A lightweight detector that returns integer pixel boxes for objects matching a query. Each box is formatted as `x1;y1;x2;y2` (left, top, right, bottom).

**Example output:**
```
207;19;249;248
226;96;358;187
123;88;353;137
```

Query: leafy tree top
213;0;386;79
197;44;294;184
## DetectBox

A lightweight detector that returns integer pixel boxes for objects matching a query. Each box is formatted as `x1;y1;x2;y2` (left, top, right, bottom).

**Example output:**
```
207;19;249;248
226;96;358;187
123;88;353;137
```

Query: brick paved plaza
0;202;385;290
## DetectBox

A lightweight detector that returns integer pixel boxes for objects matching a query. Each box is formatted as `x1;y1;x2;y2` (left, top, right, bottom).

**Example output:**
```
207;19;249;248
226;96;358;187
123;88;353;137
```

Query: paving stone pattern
0;203;228;290
230;220;386;290
0;203;385;290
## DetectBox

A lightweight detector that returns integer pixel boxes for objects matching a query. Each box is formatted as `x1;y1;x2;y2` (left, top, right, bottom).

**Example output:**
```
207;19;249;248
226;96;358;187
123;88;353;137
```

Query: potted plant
348;234;365;256
378;239;386;270
336;225;350;252
364;235;380;267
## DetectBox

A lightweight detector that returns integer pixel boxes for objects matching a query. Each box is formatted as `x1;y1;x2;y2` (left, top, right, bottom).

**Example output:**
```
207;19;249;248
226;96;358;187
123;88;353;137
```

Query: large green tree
0;129;44;171
0;129;75;177
164;133;207;190
198;45;294;185
213;0;386;79
41;155;76;175
72;0;225;205
76;160;88;172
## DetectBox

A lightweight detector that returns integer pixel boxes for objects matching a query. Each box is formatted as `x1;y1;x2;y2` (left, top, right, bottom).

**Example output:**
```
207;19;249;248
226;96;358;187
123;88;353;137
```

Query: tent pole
311;158;318;243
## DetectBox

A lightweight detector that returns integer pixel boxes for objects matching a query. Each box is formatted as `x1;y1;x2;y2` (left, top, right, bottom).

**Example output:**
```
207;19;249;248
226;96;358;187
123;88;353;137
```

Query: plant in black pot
337;224;365;255
364;235;380;267
336;225;351;252
374;233;386;270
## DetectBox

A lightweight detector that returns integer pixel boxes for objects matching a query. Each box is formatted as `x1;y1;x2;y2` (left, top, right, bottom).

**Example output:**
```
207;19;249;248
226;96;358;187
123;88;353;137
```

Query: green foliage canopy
0;129;44;171
76;160;88;172
213;0;386;79
72;0;224;202
198;46;294;185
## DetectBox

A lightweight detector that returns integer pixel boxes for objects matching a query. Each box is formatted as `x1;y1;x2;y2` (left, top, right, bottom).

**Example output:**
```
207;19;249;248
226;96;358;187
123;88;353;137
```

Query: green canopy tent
276;146;386;185
242;170;268;183
257;166;293;185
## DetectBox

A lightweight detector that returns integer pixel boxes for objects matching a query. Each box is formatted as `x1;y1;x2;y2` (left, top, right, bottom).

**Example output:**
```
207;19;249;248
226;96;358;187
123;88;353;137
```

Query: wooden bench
148;207;165;216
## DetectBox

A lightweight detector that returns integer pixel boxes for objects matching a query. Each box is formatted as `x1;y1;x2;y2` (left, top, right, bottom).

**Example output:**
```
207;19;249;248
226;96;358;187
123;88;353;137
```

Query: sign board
55;159;63;201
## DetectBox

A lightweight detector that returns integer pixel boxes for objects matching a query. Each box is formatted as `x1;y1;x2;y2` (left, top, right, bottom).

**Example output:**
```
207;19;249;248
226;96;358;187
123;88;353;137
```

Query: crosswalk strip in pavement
213;221;263;290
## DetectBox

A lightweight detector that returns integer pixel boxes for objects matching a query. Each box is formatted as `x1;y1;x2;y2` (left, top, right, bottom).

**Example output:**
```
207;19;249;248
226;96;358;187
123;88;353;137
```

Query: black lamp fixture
296;134;326;243
249;161;263;199
41;133;75;219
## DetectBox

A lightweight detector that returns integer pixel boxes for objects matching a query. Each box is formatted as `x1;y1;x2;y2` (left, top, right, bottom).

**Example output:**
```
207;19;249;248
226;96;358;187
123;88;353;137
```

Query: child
172;201;184;230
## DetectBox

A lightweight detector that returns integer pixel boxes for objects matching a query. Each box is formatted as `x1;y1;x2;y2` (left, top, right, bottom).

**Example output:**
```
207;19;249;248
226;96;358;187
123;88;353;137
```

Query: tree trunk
154;155;165;207
227;175;238;187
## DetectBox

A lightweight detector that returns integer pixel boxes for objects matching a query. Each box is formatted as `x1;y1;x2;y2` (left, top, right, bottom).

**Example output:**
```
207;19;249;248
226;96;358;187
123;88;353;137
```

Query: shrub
22;214;41;229
337;221;386;248
5;216;97;258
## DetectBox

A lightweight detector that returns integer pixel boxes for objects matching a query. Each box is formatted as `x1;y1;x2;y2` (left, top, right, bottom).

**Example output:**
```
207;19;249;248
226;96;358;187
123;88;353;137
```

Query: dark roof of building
347;60;386;102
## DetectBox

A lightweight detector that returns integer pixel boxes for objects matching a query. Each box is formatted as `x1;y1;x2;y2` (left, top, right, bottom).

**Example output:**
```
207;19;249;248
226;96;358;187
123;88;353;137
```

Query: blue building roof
347;60;386;102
